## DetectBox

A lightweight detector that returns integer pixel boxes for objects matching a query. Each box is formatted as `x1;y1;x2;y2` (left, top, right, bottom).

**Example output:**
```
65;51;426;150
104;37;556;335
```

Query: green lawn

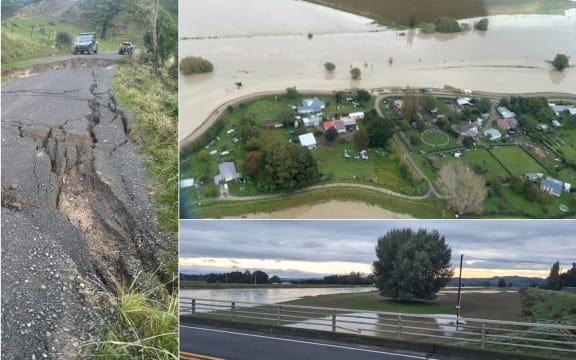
284;291;455;314
483;186;573;218
490;146;547;176
461;148;509;179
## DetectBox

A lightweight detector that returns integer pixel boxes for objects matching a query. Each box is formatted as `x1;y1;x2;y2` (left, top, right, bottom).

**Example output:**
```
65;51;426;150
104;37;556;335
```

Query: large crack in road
2;59;168;359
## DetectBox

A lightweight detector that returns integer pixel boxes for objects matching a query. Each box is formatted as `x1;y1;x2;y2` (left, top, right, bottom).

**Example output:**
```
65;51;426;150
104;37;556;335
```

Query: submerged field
305;0;573;25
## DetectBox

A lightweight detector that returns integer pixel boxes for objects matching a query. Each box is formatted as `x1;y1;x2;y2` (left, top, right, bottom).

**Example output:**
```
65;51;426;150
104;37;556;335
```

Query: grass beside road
1;17;145;71
113;60;178;237
89;278;178;359
520;288;576;325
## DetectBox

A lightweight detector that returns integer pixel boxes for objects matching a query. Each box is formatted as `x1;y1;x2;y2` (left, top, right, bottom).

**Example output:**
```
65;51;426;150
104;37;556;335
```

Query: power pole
456;254;464;330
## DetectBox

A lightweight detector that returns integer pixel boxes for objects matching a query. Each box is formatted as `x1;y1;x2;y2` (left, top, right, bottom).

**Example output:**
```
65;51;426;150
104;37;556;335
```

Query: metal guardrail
180;297;576;356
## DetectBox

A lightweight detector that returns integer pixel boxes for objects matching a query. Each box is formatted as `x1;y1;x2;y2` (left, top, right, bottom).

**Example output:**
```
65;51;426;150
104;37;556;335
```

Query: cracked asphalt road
2;58;167;359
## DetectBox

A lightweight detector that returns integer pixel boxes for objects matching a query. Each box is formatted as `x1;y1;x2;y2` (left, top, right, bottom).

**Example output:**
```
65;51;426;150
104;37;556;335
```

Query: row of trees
546;262;576;290
181;270;278;284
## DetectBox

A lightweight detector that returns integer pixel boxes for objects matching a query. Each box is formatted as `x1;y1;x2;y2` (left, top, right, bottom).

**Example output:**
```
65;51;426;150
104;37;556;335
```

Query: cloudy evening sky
180;220;575;279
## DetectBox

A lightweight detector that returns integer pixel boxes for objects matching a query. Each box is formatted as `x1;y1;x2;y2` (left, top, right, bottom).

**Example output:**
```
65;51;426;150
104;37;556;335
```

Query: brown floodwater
180;0;576;140
180;1;575;217
225;200;415;219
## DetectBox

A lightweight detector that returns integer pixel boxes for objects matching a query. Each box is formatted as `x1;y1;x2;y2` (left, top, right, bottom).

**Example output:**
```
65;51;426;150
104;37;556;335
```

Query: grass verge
87;275;178;359
113;59;178;237
520;288;576;325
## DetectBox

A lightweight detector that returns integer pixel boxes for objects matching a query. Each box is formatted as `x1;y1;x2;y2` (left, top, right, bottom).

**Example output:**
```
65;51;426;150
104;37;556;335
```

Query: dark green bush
180;56;213;75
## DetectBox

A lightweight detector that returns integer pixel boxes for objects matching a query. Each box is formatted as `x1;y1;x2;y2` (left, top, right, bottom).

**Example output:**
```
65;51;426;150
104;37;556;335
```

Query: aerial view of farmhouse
179;0;576;219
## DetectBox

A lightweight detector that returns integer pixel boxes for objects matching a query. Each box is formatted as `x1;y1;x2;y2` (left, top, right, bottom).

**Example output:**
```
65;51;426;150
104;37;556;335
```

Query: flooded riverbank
180;287;375;305
226;200;415;219
180;0;576;141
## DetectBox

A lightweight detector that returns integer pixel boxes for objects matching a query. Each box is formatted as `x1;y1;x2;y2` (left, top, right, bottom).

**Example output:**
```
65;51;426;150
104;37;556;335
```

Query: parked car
118;41;134;55
73;32;98;55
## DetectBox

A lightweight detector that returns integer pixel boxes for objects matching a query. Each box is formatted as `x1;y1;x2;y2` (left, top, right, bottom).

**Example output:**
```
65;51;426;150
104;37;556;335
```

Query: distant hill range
448;276;546;287
280;276;546;287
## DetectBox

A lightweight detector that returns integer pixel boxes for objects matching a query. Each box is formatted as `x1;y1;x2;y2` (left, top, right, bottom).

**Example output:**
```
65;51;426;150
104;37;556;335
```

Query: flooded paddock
180;0;576;141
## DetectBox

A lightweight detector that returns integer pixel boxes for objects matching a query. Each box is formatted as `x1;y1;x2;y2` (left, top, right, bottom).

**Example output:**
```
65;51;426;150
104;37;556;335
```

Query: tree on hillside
437;162;486;215
546;261;561;290
373;228;453;301
498;278;506;288
143;6;177;68
262;142;319;191
552;54;570;72
324;62;336;73
86;0;127;39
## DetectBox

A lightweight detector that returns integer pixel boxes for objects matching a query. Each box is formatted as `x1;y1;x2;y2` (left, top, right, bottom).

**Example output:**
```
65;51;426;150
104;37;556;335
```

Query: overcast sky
180;220;575;278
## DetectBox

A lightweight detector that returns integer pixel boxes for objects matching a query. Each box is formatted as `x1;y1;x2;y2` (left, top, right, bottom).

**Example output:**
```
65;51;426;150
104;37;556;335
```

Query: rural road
180;325;459;360
1;54;167;359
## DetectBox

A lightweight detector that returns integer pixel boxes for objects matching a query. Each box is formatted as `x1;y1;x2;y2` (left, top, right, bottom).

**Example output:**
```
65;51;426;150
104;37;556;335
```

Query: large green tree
262;142;319;191
365;110;395;148
373;228;453;300
86;0;127;39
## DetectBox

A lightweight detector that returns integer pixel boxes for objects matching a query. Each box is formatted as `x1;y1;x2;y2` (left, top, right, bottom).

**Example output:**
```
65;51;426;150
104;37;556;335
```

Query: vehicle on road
73;32;98;55
118;41;134;55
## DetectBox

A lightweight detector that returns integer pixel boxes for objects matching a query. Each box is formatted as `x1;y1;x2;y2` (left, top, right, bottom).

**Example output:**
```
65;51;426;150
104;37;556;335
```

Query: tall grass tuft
88;274;178;359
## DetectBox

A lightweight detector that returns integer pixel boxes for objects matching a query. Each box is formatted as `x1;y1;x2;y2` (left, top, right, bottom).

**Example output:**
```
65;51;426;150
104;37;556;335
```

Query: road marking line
180;325;439;359
179;351;225;360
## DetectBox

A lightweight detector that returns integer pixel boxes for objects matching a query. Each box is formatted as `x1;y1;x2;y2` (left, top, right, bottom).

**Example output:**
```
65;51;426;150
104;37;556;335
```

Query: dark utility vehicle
73;32;98;55
118;41;134;55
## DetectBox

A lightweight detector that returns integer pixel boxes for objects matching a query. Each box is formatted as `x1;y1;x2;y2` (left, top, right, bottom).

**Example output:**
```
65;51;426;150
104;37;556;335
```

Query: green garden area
181;86;576;219
181;89;428;208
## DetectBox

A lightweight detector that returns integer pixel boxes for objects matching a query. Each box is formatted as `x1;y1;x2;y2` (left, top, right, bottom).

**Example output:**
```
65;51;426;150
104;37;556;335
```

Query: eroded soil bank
1;62;168;359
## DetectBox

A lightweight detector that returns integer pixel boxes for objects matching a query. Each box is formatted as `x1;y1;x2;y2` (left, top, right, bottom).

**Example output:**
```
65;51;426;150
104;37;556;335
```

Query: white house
348;112;365;120
214;162;240;184
298;132;317;149
484;128;502;141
